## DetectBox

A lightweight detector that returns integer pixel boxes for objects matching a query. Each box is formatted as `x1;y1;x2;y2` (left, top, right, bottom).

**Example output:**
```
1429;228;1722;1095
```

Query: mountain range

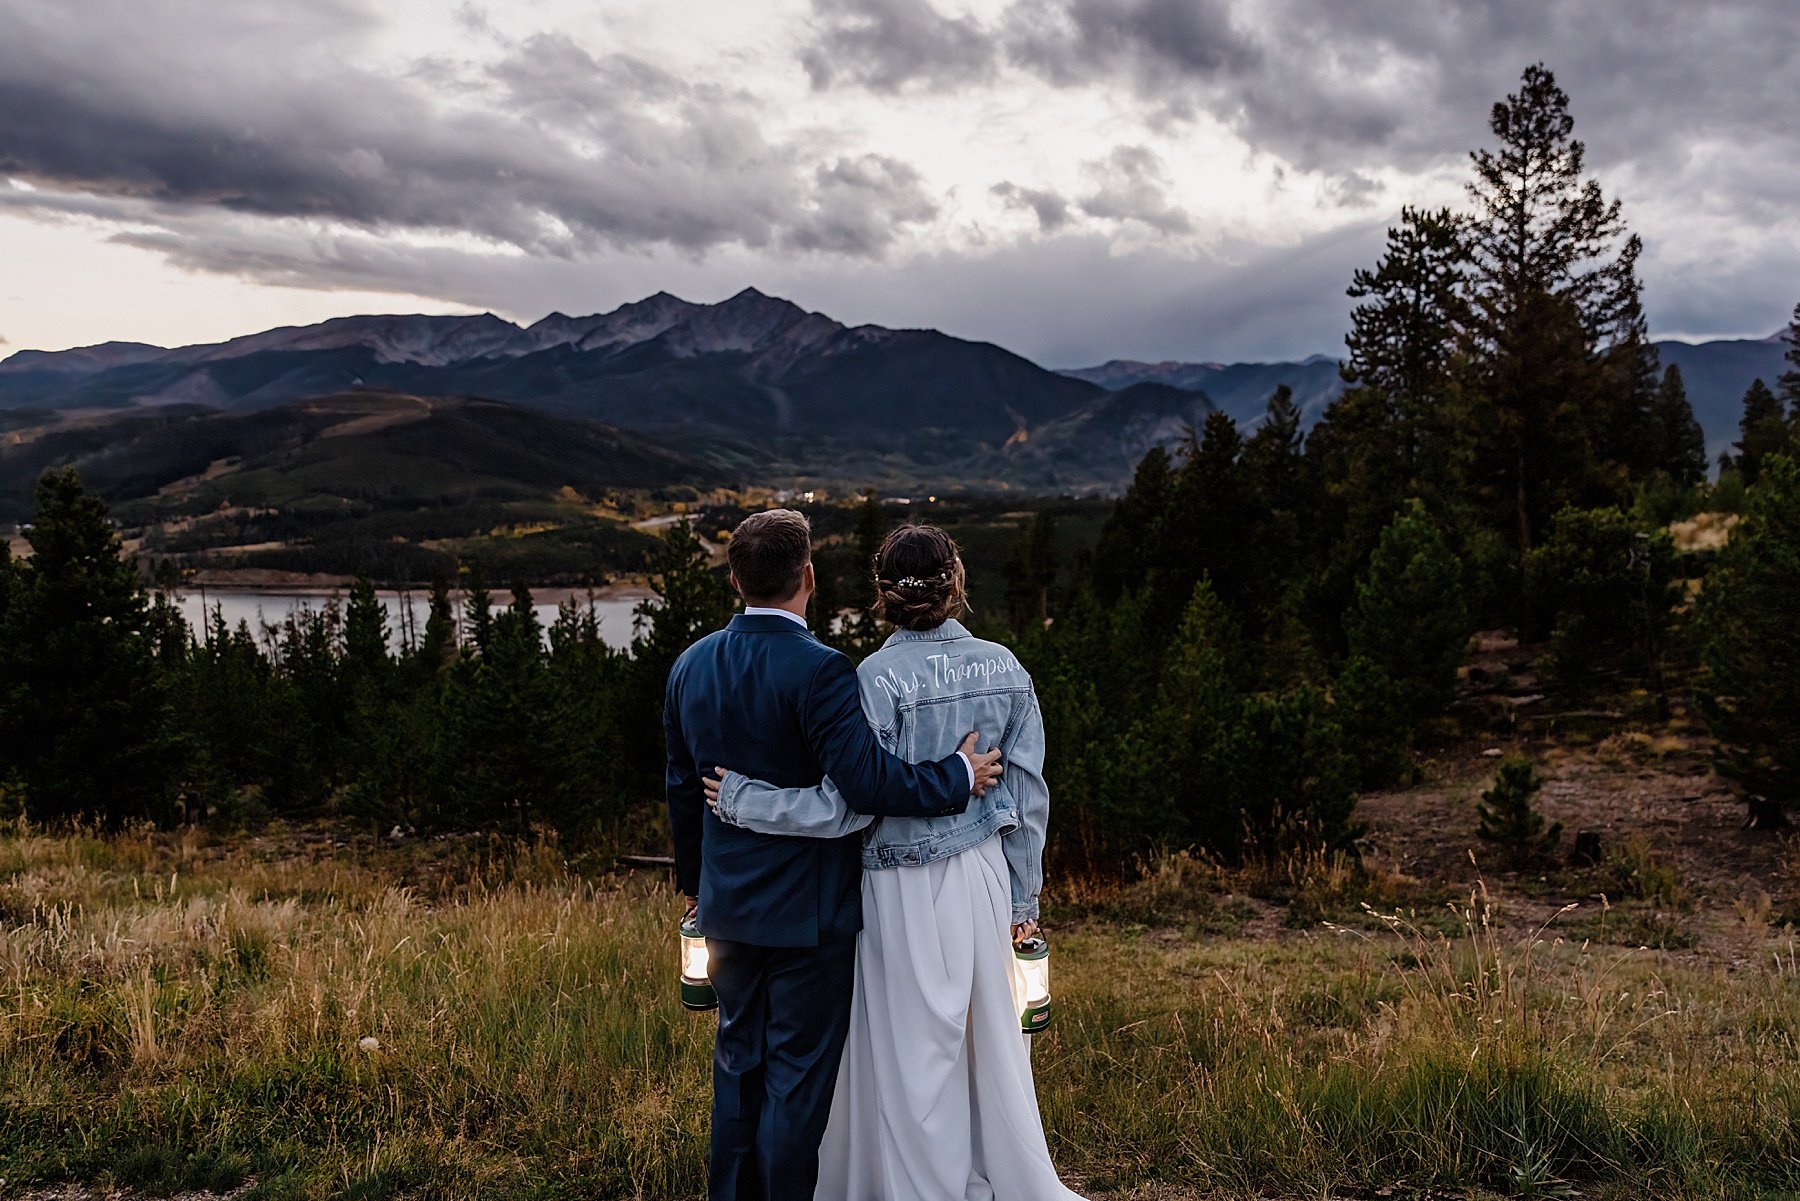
2;288;1788;491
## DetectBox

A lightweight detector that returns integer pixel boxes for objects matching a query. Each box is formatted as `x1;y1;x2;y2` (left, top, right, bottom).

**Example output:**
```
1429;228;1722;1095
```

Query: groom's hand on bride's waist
957;731;1004;798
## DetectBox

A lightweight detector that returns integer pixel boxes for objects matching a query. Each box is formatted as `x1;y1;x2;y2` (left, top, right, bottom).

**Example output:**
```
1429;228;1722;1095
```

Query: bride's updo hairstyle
873;524;967;631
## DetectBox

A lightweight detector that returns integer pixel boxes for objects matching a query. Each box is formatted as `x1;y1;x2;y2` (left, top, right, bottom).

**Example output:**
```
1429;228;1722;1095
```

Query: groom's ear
800;560;816;595
727;569;744;599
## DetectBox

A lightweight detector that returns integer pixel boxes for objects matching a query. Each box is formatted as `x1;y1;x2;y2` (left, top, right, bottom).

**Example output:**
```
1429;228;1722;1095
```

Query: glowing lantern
680;912;717;1011
1015;935;1051;1034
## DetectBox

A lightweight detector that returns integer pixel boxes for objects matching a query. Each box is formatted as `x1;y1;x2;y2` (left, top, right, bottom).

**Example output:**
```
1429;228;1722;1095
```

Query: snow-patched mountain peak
652;288;843;361
570;291;700;354
178;313;524;368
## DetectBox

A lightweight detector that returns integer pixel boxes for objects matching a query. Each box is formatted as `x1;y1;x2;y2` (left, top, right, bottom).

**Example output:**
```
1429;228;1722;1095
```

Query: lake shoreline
175;579;658;603
169;586;653;650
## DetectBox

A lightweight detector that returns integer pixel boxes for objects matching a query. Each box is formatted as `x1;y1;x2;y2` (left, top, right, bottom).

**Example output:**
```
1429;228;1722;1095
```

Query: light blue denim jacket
714;618;1048;923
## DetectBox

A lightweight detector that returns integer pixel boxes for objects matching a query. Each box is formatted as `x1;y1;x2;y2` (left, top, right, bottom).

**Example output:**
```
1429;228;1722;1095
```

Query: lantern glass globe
1014;935;1051;1034
679;914;718;1011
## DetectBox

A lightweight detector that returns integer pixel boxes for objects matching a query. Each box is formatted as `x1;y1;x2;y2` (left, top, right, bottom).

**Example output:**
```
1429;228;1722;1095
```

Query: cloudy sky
2;0;1796;366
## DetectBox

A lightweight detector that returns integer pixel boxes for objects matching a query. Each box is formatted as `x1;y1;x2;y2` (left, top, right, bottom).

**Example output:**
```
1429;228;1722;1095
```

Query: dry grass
4;822;1800;1200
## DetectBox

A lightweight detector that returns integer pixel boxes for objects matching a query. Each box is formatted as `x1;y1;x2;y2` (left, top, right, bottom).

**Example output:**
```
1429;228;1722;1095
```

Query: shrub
1524;505;1676;694
1476;758;1561;863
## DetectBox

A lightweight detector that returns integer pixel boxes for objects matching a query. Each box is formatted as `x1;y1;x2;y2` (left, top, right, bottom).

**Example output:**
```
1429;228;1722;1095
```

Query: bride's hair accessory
890;571;948;590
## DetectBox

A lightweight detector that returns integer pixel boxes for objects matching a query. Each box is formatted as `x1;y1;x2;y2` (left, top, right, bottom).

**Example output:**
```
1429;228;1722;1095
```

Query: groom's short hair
729;509;811;602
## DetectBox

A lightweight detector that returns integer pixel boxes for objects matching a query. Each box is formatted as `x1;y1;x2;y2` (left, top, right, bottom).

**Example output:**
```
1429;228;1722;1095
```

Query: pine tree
1344;499;1470;721
635;521;733;674
1091;446;1174;604
631;521;733;795
1737;378;1790;485
810;545;848;651
1243;385;1307;512
1161;412;1256;630
1004;511;1057;633
1650;364;1708;488
1333;655;1416;789
463;563;494;655
1143;580;1249;851
1242;384;1317;628
0;469;175;823
266;604;346;803
542;598;631;839
1463;63;1652;556
1342;205;1471;470
416;577;458;679
1697;454;1800;829
1778;301;1800;423
1476;758;1561;861
342;574;390;682
841;492;888;658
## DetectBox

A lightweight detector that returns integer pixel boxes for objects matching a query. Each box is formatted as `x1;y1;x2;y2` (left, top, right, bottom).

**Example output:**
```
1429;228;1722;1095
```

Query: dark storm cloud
800;0;999;91
1076;145;1193;234
785;154;941;253
990;182;1072;232
1004;0;1260;95
803;0;1800;173
0;1;937;260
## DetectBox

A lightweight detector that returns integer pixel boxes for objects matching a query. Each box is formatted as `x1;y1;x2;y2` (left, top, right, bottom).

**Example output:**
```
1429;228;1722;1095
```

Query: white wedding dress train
815;834;1086;1200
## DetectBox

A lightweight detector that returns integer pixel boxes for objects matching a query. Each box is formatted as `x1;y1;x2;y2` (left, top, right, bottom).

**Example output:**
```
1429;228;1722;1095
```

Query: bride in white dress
705;524;1085;1201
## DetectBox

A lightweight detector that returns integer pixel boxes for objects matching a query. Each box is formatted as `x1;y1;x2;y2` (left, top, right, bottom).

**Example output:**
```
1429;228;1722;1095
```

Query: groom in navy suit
666;509;1002;1201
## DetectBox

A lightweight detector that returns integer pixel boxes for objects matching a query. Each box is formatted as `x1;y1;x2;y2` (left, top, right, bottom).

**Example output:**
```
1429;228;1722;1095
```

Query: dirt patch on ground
1349;635;1792;972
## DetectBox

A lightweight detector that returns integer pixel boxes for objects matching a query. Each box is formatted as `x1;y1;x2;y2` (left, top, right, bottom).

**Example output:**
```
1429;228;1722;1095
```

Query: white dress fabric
815;833;1086;1200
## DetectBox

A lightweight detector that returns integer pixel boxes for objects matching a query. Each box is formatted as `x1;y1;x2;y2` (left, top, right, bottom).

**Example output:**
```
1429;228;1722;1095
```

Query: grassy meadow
5;764;1800;1201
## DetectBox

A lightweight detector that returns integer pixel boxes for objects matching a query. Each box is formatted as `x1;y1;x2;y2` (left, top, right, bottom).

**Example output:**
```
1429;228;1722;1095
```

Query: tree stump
1743;796;1791;831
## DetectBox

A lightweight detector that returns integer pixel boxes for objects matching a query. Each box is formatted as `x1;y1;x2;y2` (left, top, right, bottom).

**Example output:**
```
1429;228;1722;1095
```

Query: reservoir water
172;589;649;652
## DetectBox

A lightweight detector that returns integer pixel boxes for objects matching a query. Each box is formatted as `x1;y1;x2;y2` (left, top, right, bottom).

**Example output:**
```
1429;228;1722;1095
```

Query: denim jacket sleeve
714;771;876;839
1001;684;1048;924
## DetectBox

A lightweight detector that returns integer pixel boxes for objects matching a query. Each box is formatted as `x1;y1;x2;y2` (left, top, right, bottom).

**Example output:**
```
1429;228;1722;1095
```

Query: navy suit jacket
666;612;971;947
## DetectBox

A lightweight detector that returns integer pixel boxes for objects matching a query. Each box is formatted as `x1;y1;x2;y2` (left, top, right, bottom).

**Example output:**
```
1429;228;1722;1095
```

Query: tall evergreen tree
1650;364;1708;488
416;577;458;679
1778;301;1800;423
1344;500;1471;721
1342;205;1471;470
1309;211;1475;652
1463;63;1653;556
841;491;889;658
542;598;631;838
0;469;175;823
342;575;390;683
1004;511;1058;633
1243;385;1306;509
1161;412;1257;630
463;563;494;655
632;521;733;793
1091;446;1175;604
1735;378;1789;485
1697;454;1800;829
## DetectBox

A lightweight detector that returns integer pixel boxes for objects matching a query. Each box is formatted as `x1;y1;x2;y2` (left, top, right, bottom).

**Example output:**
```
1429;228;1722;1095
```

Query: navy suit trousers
706;935;857;1201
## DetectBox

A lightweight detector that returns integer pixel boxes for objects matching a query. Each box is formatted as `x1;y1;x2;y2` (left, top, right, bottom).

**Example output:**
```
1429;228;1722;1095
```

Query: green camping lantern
680;912;717;1012
1015;935;1051;1034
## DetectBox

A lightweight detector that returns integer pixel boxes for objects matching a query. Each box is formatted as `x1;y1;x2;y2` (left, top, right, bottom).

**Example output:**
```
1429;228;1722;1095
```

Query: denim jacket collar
881;617;970;647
